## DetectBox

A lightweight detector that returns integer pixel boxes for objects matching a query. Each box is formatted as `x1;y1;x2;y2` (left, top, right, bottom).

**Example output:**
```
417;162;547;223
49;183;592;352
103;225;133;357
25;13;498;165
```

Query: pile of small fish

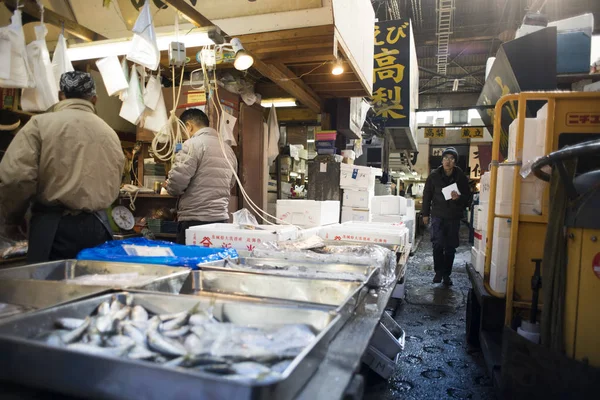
40;294;315;381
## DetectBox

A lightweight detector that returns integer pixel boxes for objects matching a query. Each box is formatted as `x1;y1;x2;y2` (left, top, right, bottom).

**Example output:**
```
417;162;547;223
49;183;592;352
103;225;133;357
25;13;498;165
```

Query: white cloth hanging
267;106;280;166
143;75;161;111
219;108;237;147
126;0;160;71
0;10;35;89
119;66;146;125
21;24;59;112
51;33;73;88
119;57;130;101
96;56;129;96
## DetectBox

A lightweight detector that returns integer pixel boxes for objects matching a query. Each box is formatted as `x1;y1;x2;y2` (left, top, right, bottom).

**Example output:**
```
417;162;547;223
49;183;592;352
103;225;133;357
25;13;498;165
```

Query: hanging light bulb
230;38;254;71
331;59;344;75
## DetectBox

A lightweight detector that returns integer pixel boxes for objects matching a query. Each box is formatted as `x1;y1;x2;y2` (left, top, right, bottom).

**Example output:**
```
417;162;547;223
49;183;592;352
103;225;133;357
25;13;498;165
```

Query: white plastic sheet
219;108;237;147
143;75;161;111
119;66;146;125
96;56;129;96
142;87;168;133
126;0;160;71
51;33;73;88
0;10;34;89
21;24;59;112
119;57;130;102
267;106;280;166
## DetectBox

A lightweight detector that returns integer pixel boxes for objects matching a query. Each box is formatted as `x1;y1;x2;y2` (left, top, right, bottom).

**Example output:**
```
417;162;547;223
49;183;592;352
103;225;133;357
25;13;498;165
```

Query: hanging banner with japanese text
371;19;412;128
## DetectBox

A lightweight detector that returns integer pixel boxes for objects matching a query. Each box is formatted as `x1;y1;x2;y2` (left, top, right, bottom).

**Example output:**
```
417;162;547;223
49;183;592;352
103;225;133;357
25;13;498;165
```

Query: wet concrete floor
364;225;497;400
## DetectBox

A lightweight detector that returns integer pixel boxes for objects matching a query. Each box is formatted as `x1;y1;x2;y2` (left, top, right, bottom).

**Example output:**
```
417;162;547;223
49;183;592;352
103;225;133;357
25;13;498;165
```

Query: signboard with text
371;19;412;128
461;127;485;139
424;127;446;138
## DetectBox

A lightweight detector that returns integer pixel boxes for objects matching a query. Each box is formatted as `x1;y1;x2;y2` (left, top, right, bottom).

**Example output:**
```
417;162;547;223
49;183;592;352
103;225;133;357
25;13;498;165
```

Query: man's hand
451;190;460;201
161;180;168;189
422;216;429;225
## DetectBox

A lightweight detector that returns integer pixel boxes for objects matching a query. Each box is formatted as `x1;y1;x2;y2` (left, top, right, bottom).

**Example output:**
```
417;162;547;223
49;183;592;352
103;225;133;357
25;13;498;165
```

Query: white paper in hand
442;183;461;200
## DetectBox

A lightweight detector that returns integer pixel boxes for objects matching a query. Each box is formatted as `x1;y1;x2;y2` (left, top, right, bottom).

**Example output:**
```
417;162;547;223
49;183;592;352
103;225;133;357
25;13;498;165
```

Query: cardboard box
371;196;407;216
276;200;340;228
340;164;382;191
341;207;371;223
186;223;297;252
321;223;408;247
342;189;374;209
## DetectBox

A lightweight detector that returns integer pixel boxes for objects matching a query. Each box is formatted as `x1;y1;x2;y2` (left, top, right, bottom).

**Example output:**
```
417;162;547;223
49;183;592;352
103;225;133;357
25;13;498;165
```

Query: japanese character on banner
374;48;405;84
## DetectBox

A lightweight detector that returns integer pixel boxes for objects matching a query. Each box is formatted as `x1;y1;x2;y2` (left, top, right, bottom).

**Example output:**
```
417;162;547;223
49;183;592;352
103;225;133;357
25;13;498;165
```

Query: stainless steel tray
202;258;378;284
0;279;110;319
186;269;367;329
0;260;192;294
0;291;340;400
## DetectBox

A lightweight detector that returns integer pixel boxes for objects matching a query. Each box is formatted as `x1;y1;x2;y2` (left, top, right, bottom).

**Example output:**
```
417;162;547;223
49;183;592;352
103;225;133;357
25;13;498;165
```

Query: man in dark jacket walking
422;147;471;286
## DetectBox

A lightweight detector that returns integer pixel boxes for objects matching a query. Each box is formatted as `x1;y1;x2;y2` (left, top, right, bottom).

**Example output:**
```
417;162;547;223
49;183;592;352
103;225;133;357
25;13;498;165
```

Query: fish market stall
0;242;410;399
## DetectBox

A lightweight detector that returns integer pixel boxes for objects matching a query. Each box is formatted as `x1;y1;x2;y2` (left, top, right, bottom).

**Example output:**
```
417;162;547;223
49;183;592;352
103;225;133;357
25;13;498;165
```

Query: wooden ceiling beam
237;25;335;45
252;57;321;113
162;0;214;28
4;0;106;42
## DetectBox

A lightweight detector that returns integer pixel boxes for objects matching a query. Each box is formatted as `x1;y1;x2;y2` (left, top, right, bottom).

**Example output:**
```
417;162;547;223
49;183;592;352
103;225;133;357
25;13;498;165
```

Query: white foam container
479;172;490;205
490;218;511;293
320;223;408;247
276;200;340;228
495;166;546;215
340;164;382;191
471;247;478;268
507;118;546;163
371;196;407;216
341;207;371;223
342;189;374;209
476;250;486;277
186;223;298;252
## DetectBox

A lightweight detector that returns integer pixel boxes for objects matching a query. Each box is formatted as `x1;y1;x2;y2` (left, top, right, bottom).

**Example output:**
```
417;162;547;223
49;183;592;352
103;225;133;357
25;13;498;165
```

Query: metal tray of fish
0;291;340;400
201;258;379;284
187;269;367;320
0;259;192;294
0;279;110;319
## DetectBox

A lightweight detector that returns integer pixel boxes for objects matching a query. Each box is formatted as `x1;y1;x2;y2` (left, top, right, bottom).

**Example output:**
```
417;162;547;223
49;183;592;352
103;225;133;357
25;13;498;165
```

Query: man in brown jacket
0;71;124;262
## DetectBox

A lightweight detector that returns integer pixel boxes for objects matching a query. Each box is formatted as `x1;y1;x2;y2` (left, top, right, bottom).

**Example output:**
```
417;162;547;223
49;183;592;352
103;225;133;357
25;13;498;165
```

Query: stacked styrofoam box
372;196;408;216
496;166;546;216
340;164;381;224
479;172;490;205
340;164;383;191
341;207;372;223
186;223;297;252
276;200;340;228
490;218;511;293
507;118;546;163
321;222;409;247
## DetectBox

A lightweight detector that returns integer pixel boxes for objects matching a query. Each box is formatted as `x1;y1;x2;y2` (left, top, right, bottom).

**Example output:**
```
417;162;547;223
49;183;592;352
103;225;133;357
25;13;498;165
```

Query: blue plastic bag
77;238;238;270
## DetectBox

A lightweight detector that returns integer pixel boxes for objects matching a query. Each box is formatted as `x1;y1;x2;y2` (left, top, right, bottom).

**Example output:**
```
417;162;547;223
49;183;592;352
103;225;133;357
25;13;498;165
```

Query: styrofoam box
490;218;511;294
479;172;490;204
474;230;486;254
471;247;478;268
276;200;340;228
372;196;407;216
343;189;374;209
297;226;322;240
496;166;547;209
340;164;383;191
341;207;371;223
186;223;298;252
320;223;408;246
476;250;486;277
369;215;415;244
475;204;488;232
508;118;546;163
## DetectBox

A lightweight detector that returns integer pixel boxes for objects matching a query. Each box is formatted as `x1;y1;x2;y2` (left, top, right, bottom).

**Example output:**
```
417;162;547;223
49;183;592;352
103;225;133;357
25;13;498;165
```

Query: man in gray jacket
166;109;237;244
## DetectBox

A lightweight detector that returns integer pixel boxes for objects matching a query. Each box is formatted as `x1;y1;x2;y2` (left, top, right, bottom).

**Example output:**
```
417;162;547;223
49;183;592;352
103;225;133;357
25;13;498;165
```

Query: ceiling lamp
230;38;254;71
331;59;344;75
261;98;297;108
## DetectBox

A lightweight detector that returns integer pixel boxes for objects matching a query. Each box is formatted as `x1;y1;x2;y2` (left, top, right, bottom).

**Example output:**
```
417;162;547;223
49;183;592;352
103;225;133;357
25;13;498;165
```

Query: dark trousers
177;220;227;245
430;217;461;277
28;212;112;263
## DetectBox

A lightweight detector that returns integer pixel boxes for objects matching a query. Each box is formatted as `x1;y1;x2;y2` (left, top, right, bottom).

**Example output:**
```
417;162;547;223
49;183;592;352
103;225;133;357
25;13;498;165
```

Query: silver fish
97;302;110;316
232;362;271;379
158;311;186;322
147;326;187;357
122;323;146;346
113;306;131;321
55;318;86;330
61;318;90;344
199;364;236;375
164;356;186;368
131;305;149;322
162;325;189;338
68;343;133;357
107;335;136;348
128;346;157;360
270;359;293;374
110;298;123;314
95;315;118;334
46;330;68;347
82;333;103;346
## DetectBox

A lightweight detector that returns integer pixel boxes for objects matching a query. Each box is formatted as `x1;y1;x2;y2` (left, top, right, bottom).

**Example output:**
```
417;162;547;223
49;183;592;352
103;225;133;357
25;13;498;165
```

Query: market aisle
364;224;496;400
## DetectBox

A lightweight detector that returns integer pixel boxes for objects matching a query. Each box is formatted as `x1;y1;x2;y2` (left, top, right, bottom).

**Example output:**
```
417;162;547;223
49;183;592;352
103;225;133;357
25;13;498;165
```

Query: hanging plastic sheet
119;57;130;102
119;66;146;125
0;10;34;89
143;75;162;111
96;56;129;96
126;0;160;71
142;86;168;133
267;106;280;166
51;33;73;88
21;24;59;112
219;108;237;146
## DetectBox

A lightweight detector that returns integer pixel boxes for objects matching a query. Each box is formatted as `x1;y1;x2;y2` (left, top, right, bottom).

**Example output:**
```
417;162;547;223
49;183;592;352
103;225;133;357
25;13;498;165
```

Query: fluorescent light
67;31;214;61
306;139;315;143
261;98;297;108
